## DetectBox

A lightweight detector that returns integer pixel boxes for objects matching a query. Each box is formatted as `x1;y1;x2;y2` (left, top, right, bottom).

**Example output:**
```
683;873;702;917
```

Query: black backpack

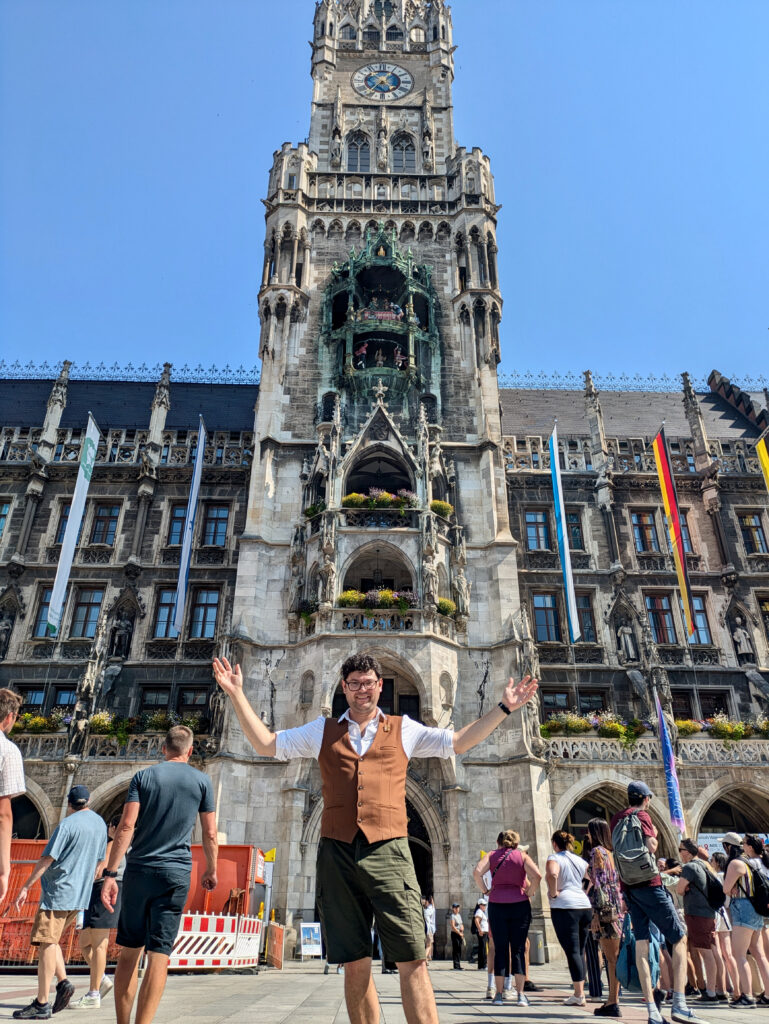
745;861;769;917
688;862;725;912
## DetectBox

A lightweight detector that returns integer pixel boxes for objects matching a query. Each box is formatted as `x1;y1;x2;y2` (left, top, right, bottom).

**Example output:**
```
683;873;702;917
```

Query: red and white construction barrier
169;913;263;970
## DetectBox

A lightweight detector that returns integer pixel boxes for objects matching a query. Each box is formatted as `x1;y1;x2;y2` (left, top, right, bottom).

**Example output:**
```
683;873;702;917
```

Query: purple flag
656;692;685;833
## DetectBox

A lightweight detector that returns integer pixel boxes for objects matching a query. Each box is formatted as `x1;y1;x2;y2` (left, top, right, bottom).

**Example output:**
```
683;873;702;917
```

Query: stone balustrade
14;732;214;761
299;607;458;641
544;734;769;766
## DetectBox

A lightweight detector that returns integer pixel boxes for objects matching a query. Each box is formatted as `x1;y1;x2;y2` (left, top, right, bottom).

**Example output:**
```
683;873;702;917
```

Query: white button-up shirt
275;708;455;761
0;730;26;799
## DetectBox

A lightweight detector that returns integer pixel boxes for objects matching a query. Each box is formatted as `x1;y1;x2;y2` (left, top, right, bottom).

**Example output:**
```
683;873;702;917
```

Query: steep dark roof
0;379;258;432
499;388;761;440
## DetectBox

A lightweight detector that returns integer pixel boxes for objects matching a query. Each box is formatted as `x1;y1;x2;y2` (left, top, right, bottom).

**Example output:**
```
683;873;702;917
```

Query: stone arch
328;219;343;240
19;777;57;836
345;219;362;244
551;770;678;857
418;221;433;242
343;442;415;494
300;671;315;706
311;219;325;239
689;775;769;837
391;131;416;174
399;220;416;243
339;539;416;592
87;769;139;819
436;221;450;242
346;130;371;174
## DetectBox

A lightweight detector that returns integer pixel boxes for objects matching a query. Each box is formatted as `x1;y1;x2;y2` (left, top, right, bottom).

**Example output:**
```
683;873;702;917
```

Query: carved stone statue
320;511;335;555
523;696;545;758
376;131;388;170
67;700;90;756
330;131;342;167
449;518;466;566
110;612;133;660
0;612;14;661
209;688;226;738
451;568;471;617
291;523;306;565
626;669;653;722
422;134;434;169
375;347;385;367
422;556;439;607
617;622;639;664
732;617;755;665
289;563;304;614
319;552;337;605
421;512;437;556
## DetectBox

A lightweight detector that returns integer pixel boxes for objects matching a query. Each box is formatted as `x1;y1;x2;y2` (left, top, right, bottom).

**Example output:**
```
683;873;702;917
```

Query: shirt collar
338;708;385;726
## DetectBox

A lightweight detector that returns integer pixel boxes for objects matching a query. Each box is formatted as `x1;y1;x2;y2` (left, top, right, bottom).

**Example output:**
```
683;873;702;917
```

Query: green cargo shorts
316;833;426;965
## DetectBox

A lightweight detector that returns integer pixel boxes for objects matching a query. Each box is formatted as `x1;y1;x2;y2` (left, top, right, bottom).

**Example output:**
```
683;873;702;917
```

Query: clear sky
1;0;766;383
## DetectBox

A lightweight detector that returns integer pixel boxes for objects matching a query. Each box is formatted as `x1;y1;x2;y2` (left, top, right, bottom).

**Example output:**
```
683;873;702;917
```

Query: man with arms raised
100;726;218;1024
213;651;537;1024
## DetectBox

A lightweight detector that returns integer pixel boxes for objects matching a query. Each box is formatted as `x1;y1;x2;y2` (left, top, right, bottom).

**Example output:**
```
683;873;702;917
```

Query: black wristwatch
102;869;118;878
498;702;511;716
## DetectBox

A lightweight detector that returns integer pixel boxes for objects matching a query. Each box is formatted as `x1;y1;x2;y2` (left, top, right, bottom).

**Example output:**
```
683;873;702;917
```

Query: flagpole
172;415;207;636
653;685;688;839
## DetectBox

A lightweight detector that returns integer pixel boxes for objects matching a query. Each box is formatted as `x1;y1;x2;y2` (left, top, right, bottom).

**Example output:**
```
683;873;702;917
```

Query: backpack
471;913;479;936
611;811;659;886
687;862;726;912
745;861;769;917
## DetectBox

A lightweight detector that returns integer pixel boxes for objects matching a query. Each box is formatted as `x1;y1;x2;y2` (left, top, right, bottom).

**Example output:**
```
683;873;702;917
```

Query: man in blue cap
12;785;107;1019
611;781;708;1024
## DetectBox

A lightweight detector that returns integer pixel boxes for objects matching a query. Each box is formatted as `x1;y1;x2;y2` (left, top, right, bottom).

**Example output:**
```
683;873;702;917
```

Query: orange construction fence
2;841;262;967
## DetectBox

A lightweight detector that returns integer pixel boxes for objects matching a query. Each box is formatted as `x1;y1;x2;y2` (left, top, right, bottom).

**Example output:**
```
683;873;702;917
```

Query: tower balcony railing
306;507;421;535
544;735;769;766
298;607;457;642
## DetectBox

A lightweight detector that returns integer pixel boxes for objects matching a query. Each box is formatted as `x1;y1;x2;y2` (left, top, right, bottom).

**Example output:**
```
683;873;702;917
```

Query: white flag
549;423;581;642
47;414;101;636
172;416;207;634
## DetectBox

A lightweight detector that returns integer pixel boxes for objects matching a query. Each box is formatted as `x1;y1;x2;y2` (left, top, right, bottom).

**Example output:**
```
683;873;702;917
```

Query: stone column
262;243;271;287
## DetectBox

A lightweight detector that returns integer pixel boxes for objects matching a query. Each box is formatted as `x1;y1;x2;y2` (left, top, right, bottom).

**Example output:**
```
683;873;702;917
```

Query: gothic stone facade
2;0;769;958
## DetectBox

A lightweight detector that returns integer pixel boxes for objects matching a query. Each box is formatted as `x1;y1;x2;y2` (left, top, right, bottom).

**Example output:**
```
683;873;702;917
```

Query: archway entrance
699;790;769;835
407;798;433;896
96;789;130;825
12;795;45;839
561;783;677;858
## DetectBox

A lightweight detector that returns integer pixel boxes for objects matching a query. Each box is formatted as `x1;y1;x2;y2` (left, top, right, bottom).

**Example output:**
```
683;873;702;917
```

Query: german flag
652;427;695;637
757;435;769;496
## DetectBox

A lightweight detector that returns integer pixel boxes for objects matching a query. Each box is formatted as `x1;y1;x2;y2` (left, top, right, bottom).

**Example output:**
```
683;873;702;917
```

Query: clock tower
221;0;553;948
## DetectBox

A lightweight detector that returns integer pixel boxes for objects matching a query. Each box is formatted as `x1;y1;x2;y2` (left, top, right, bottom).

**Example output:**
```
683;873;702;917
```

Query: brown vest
318;715;408;844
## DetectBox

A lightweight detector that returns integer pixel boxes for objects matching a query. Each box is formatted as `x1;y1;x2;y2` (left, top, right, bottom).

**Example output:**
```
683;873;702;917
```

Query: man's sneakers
524;979;542;992
70;994;100;1010
98;977;114;1000
594;1004;622;1017
52;981;75;1015
517;993;531;1007
491;993;504;1006
13;1001;51;1020
564;994;587;1006
502;988;514;1001
671;1006;710;1024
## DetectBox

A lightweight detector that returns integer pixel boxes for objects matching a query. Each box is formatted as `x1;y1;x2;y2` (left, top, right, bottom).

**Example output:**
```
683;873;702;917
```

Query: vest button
358;785;363;790
358;802;362;807
357;818;362;823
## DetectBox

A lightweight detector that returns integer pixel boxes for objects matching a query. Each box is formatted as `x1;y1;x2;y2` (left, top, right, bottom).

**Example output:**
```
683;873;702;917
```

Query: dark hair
710;852;727;872
109;814;121;829
341;653;382;681
724;842;742;865
664;858;680;871
580;832;593;862
551;829;575;852
680;838;699;858
627;791;646;807
587;817;613;852
0;688;23;722
744;835;769;870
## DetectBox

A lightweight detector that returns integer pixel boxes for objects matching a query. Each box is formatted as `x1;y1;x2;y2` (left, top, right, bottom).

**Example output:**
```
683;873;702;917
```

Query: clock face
352;63;414;102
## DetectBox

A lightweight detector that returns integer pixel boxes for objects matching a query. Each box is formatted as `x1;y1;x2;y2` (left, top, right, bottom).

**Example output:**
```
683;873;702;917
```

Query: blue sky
1;0;766;382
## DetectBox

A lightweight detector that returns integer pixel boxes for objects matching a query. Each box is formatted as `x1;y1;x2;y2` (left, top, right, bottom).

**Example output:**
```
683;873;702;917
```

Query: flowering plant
436;597;457;618
89;711;114;734
338;589;365;607
395;489;419;508
674;719;702;737
430;499;454;519
368;488;394;508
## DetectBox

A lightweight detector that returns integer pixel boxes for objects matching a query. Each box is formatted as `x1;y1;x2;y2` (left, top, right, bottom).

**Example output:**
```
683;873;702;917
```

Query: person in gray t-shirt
101;725;218;1024
678;838;720;1001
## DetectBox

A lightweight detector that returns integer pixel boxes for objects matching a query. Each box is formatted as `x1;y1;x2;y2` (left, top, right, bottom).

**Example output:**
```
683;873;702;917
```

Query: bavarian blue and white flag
47;413;101;636
172;416;207;634
549;423;581;642
656;691;686;834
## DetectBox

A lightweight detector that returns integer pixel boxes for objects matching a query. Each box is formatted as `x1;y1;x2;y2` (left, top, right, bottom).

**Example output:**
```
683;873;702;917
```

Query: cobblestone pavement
0;963;748;1023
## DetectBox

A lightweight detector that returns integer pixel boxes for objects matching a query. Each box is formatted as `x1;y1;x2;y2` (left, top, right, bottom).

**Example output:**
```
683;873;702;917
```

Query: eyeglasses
344;679;379;692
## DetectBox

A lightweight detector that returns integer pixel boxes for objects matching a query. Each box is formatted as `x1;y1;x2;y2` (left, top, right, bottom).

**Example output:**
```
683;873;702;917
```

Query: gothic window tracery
386;25;404;41
392;134;416;173
340;24;357;40
347;132;371;173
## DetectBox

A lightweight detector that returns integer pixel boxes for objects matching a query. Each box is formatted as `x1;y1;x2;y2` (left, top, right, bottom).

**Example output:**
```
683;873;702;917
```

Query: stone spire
38;361;72;460
681;371;711;472
147;363;172;452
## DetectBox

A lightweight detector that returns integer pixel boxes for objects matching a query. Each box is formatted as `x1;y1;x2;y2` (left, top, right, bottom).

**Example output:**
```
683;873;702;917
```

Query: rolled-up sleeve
401;715;455;759
274;716;326;761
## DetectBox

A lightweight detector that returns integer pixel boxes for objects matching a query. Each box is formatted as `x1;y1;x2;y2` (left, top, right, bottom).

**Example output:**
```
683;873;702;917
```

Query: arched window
347;132;371;173
328;21;333;35
340;24;356;40
432;25;438;41
386;26;403;41
410;27;425;43
362;28;381;45
374;0;394;17
391;134;416;173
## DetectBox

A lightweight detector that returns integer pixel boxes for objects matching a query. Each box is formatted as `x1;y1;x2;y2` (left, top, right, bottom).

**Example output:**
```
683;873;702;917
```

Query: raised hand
212;657;243;698
501;674;538;712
